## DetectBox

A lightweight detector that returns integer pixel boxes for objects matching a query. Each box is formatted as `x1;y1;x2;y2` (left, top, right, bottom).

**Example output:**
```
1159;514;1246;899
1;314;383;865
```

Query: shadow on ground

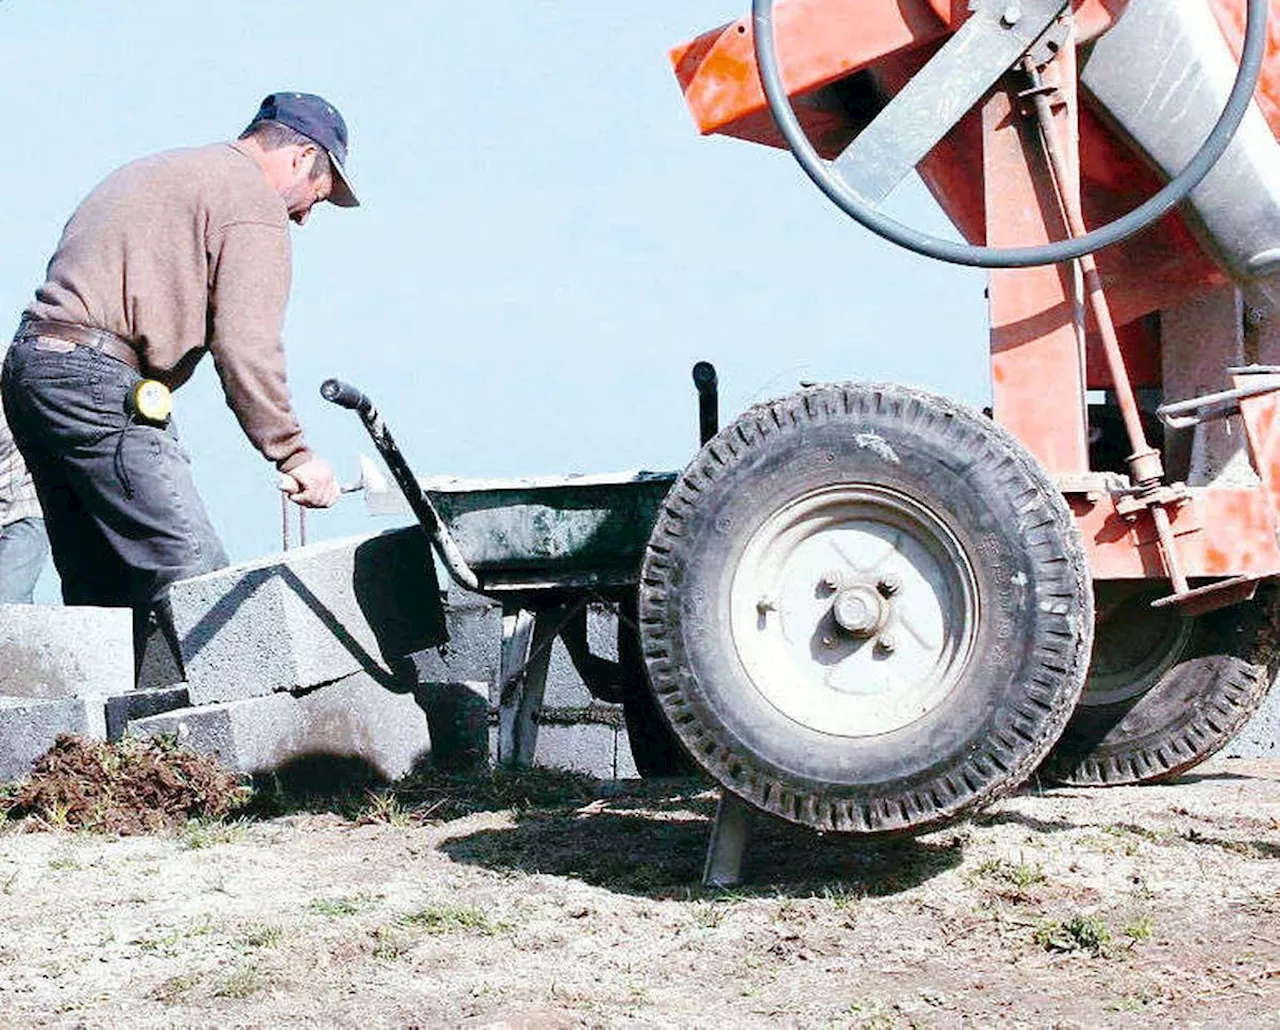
436;790;967;898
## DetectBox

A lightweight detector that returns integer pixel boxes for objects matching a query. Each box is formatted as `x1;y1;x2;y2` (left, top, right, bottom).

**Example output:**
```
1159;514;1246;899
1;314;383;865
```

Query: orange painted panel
1074;489;1280;579
986;58;1089;476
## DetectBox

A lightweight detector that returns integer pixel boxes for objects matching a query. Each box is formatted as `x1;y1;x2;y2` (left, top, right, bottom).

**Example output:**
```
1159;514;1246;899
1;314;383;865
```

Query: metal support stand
496;605;560;766
702;792;755;888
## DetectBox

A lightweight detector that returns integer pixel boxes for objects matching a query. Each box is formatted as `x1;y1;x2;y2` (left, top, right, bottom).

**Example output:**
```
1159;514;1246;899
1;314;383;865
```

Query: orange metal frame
673;0;1280;584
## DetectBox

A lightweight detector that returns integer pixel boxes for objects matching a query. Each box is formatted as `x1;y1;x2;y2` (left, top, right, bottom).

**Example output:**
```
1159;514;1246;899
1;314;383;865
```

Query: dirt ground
0;755;1278;1030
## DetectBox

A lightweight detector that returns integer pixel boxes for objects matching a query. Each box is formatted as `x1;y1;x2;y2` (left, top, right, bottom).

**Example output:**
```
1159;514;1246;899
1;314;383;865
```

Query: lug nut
1001;4;1022;27
877;573;902;597
875;633;898;655
821;636;836;650
820;570;843;592
756;596;776;614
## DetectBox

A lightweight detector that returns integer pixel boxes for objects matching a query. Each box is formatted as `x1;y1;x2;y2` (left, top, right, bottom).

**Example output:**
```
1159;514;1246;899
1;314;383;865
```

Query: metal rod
1023;62;1162;486
321;378;480;591
1023;59;1191;597
696;360;716;445
1150;504;1190;595
281;492;290;551
693;361;719;445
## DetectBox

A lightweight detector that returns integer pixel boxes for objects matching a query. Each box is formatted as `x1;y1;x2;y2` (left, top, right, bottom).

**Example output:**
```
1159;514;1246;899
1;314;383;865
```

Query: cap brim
327;152;359;208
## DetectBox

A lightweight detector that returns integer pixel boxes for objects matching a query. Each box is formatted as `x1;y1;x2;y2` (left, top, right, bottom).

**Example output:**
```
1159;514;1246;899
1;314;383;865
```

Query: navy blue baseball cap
250;91;359;207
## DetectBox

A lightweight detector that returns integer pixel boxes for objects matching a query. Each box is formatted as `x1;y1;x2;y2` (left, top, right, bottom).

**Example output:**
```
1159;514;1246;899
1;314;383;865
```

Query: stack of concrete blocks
411;596;640;779
120;525;638;786
0;606;133;781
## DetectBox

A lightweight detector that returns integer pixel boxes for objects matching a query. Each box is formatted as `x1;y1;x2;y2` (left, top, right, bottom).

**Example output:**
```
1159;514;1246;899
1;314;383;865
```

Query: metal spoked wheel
640;382;1094;834
1042;583;1280;785
730;486;978;740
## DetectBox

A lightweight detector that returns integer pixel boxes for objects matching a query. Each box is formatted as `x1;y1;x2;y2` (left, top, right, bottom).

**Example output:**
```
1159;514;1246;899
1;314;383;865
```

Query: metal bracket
1157;381;1280;429
702;792;755;888
834;0;1070;204
1150;573;1268;615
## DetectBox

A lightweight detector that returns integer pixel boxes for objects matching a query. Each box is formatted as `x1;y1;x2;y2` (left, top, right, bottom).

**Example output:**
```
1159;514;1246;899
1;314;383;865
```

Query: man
1;91;355;656
0;361;48;604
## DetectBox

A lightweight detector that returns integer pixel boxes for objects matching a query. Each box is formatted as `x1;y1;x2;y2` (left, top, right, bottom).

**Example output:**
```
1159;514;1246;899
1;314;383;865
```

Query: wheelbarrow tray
361;460;677;590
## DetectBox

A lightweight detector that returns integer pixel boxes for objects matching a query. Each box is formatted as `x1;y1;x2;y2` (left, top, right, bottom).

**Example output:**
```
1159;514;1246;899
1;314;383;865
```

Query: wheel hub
832;583;888;638
730;485;979;738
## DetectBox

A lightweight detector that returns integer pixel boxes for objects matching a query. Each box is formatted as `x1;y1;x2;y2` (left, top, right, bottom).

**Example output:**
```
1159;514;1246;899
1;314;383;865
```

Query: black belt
18;318;141;373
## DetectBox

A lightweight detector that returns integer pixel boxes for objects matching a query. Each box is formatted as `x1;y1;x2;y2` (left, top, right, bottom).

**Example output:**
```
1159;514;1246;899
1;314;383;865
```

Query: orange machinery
632;0;1280;841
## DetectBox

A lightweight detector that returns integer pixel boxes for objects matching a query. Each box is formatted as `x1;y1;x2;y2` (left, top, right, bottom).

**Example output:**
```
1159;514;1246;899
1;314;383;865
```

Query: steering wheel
751;0;1270;268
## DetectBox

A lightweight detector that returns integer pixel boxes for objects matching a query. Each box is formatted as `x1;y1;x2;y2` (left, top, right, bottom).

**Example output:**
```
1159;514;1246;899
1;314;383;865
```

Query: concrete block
420;681;489;771
1225;681;1280;758
0;605;132;700
105;686;190;741
0;696;105;782
533;723;620;778
136;618;184;691
128;671;432;785
537;602;620;711
616;729;640;780
412;589;502;685
169;528;446;705
487;722;621;779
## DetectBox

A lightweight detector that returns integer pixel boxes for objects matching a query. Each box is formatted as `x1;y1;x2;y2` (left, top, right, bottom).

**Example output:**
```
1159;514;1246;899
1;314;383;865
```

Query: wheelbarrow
320;370;721;783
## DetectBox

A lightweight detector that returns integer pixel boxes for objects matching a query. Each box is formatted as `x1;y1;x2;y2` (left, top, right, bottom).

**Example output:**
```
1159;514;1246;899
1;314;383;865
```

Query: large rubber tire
1041;583;1280;786
617;596;698;777
639;383;1094;834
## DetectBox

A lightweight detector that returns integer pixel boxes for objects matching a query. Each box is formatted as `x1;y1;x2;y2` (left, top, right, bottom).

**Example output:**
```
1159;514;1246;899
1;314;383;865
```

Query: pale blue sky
0;1;989;602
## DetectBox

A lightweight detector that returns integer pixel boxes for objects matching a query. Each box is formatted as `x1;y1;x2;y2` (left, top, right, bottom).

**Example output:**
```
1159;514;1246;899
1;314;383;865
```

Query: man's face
282;146;333;226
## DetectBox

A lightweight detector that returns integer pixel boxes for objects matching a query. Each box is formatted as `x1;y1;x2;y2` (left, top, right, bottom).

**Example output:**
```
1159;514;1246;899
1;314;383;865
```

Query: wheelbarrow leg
702;792;755;888
497;604;558;767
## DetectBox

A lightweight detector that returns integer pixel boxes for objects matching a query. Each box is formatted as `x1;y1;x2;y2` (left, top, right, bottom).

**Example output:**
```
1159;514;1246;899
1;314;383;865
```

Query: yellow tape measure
129;379;173;425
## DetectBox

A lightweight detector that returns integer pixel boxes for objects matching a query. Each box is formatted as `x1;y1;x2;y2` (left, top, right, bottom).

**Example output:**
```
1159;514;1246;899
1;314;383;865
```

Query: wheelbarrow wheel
617;596;698;778
639;383;1093;834
1040;583;1279;785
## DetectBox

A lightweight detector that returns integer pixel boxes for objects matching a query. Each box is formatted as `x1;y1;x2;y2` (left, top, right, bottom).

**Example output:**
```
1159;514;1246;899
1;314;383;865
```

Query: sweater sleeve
206;221;311;472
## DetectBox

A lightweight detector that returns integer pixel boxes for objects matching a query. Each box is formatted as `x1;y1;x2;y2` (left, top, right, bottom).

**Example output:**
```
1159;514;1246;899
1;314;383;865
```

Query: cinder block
484;722;619;778
0;605;132;700
169;528;446;705
0;696;105;782
1226;681;1280;758
532;723;619;778
420;681;489;770
127;671;432;784
136;618;184;691
105;686;191;741
412;588;502;685
537;602;620;710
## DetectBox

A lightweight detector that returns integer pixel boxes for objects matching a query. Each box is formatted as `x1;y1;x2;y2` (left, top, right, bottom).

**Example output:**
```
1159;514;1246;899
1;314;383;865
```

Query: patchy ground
0;756;1278;1029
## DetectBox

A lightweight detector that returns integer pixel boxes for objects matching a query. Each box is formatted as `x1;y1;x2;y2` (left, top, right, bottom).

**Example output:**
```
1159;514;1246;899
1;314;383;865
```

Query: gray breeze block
127;670;435;783
0;605;132;701
105;686;191;742
169;528;446;705
0;696;106;782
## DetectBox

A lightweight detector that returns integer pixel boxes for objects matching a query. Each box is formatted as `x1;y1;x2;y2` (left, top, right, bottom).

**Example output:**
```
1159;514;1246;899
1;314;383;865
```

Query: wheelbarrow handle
320;378;372;414
320;377;480;591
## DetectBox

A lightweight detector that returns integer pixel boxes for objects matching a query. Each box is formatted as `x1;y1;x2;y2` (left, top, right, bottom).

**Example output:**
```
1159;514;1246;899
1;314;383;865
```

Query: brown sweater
27;142;310;471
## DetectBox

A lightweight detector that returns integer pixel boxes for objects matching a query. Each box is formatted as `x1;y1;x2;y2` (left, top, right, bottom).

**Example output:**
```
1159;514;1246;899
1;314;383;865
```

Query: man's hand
278;456;340;508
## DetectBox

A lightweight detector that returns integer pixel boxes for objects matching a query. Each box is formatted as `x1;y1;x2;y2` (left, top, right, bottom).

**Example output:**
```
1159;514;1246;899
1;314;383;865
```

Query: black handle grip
320;378;371;413
692;361;718;392
693;361;719;446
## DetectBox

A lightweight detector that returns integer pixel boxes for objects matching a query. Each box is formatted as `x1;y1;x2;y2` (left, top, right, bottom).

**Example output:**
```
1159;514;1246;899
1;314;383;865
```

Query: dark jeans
1;335;228;659
0;515;49;603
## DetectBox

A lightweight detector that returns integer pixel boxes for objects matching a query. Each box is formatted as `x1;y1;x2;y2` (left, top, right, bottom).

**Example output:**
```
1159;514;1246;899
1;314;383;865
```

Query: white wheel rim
729;484;979;738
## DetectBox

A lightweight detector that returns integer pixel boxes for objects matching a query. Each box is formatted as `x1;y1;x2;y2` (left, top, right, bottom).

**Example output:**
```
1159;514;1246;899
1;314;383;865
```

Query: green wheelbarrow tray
358;456;678;593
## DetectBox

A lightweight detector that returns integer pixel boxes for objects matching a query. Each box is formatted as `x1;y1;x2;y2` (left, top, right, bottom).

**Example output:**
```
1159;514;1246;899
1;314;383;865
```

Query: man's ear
291;144;316;176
